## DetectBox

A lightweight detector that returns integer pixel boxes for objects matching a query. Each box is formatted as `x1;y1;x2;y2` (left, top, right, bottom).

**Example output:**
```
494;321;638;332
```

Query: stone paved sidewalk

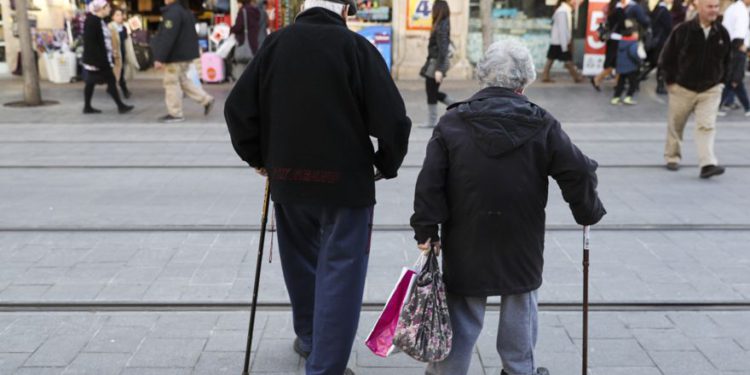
1;230;749;305
1;310;749;375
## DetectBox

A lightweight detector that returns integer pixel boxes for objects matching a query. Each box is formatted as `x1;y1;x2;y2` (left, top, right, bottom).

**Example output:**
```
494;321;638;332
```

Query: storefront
466;0;587;70
0;0;79;79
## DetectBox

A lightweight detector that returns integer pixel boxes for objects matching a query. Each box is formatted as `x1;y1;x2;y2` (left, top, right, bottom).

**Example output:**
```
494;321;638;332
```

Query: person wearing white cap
81;0;134;114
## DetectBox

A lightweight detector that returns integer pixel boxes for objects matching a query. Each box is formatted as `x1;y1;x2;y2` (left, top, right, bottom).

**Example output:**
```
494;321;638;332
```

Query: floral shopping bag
392;250;452;362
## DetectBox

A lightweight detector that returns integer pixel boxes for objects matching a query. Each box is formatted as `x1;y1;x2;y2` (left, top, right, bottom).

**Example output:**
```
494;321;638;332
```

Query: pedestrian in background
671;0;687;26
82;0;134;114
109;8;139;99
231;0;261;59
224;0;411;373
420;0;455;128
591;0;624;91
411;39;605;375
612;22;643;105
542;0;584;83
718;0;750;116
644;0;672;94
151;0;215;123
659;0;730;178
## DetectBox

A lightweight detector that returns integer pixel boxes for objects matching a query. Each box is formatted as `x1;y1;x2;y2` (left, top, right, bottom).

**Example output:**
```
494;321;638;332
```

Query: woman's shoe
83;107;102;114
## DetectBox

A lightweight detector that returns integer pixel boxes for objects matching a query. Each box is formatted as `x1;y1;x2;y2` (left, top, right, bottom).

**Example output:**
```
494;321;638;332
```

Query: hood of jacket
448;87;549;157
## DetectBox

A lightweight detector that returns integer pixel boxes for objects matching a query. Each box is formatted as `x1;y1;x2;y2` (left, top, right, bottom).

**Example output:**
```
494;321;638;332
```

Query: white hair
303;0;346;15
476;40;537;91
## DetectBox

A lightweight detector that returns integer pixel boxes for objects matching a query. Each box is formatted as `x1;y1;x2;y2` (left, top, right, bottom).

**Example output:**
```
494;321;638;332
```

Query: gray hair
303;0;345;14
476;40;537;90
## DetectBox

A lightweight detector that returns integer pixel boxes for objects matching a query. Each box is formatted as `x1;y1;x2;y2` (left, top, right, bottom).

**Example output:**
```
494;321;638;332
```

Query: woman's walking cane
242;179;271;375
582;225;591;375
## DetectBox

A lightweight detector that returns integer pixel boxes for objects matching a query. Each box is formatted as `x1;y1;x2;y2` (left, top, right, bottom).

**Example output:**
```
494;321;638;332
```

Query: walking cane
582;225;591;375
242;178;271;375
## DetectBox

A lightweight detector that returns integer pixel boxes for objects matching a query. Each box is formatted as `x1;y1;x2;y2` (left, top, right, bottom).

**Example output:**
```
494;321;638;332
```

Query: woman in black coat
592;0;625;90
420;0;454;128
642;1;672;94
412;40;605;375
82;0;133;114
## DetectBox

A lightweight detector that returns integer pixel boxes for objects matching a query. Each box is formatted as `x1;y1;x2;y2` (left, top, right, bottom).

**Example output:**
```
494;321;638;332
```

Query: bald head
696;0;720;25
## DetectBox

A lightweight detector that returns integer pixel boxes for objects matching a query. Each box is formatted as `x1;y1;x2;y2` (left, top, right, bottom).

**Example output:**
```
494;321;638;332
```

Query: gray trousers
426;290;539;375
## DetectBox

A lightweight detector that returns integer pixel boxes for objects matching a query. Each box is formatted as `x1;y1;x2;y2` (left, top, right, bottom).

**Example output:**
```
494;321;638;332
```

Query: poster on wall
582;0;608;75
406;0;434;30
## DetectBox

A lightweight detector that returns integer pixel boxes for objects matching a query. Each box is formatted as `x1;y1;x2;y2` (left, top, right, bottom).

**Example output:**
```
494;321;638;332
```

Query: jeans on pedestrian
720;82;750;111
274;203;373;375
426;290;539;375
614;72;639;98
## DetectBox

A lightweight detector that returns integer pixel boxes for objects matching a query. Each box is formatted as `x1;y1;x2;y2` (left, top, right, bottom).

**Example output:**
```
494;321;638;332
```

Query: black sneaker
204;98;215;116
158;114;185;123
700;165;725;179
118;105;134;114
83;107;102;114
666;162;679;171
293;337;310;359
343;369;355;375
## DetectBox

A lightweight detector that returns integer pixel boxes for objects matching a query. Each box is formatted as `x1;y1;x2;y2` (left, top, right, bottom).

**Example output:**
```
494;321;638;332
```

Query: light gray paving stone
62;352;130;375
23;334;90;367
632;328;696;352
14;367;69;375
574;339;653;368
249;339;302;373
128;338;206;368
204;330;245;352
0;353;30;374
192;351;244;374
121;368;189;375
84;326;149;353
694;338;750;371
649;351;717;375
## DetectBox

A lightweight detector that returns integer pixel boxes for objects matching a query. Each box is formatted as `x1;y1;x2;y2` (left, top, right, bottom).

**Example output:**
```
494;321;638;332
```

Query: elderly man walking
411;40;606;375
151;0;215;123
224;0;411;374
659;0;730;178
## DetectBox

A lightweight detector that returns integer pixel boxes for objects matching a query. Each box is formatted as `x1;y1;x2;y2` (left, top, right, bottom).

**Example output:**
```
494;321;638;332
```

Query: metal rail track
1;224;749;232
2;301;749;313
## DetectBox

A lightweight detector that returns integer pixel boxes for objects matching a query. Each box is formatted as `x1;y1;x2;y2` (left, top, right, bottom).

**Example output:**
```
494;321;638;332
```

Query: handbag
419;58;438;79
392;250;452;362
234;8;254;64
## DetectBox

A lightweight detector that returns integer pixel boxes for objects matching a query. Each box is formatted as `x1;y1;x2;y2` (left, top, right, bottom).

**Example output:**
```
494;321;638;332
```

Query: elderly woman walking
420;0;455;127
82;0;134;114
411;40;606;375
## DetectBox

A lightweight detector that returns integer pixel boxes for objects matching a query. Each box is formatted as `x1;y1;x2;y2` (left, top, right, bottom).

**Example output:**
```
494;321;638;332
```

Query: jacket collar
295;7;347;27
688;17;719;32
161;2;180;13
448;87;526;110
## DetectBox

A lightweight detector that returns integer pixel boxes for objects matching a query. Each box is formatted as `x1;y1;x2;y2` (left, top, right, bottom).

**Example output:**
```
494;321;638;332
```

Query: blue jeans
274;203;374;375
721;82;750;111
426;291;539;375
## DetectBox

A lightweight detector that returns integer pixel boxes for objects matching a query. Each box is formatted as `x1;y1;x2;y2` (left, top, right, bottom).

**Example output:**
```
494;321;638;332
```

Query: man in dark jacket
412;40;605;375
659;0;730;178
224;1;411;374
151;0;214;123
